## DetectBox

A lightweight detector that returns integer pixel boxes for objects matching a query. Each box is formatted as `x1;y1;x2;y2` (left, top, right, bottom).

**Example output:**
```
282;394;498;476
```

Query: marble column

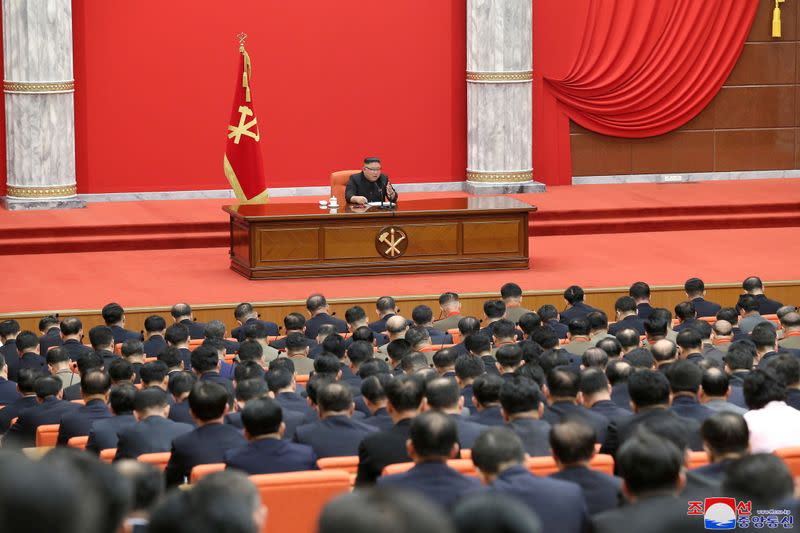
2;0;82;210
466;0;543;194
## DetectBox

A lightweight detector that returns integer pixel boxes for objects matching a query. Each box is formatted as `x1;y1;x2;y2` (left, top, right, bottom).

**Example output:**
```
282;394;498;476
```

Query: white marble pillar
466;0;543;194
2;0;82;210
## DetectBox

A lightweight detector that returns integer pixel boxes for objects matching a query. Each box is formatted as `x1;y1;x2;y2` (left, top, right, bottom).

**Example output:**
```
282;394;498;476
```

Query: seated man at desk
346;157;399;205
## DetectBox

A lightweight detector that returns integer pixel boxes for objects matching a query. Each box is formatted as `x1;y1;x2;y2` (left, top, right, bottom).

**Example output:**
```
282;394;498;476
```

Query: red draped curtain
533;0;759;185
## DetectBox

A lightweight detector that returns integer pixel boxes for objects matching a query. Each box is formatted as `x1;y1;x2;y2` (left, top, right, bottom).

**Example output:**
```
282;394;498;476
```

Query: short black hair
314;354;341;374
80;370;111;396
473;374;503;406
60;317;82;336
0;319;20;338
351;326;375;344
16;331;39;352
170;303;192;319
134;387;168;412
165;323;190;345
233;302;256;321
46;347;70;366
234;378;268;402
716;307;739;325
116;460;163;513
596;338;622;359
614;296;637;314
701;411;749;456
203;320;226;340
458;316;481;336
190;345;219;373
564;285;585;305
38;315;59;332
121;339;144;358
317;382;353;413
17;368;40;393
684;278;705;296
743;369;786;410
344;306;367;325
517;313;541;335
550;420;596;464
157;346;183;370
384;374;424;411
579;367;609;395
483;300;506;320
519;340;543;365
546;366;580;397
34;375;62;398
321;334;346;359
615;329;640;351
411;305;433;325
676;328;702;351
283;312;306;331
438;292;459;306
536;304;558;322
765;353;800;387
723;340;756;371
581;347;608;369
306;293;328;313
500;283;523;299
168;371;197;398
495;344;523;369
265;368;293;393
629;282;650;300
409;411;457;458
674;301;696;322
432;348;458;370
144;315;167;333
513;363;545;387
77;352;103;375
644;313;670;338
471;427;525;474
750;322;776;350
628;369;670;407
567;318;590;337
244;321;270;341
454;355;485;380
500;376;540;414
347;341;373;367
586;311;608;332
358;359;390;379
236;340;264;362
233;361;265;384
700;368;730;396
360;375;389;404
617;430;683;495
101;303;125;325
306;375;334;405
424;378;460;409
464;334;491;355
666;359;702;394
491;320;517;341
722;454;794;505
376;296;397;313
139;361;167;385
108;359;133;382
188;381;229;421
742;276;764;292
737;294;759;313
109;383;137;414
241;397;283;436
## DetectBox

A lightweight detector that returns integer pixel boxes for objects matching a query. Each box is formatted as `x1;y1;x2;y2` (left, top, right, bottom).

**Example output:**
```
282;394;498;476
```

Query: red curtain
533;0;759;185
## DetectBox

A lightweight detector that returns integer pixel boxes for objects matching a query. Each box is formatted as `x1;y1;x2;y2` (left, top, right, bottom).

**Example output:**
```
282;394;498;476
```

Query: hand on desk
349;195;368;205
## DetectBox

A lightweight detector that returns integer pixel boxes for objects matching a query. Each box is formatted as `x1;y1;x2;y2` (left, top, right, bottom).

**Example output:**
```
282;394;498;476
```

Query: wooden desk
223;197;536;279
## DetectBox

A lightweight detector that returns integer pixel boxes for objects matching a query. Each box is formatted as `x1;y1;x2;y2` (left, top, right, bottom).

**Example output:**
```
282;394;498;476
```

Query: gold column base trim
466;170;533;183
4;80;75;94
466;70;533;83
6;184;77;198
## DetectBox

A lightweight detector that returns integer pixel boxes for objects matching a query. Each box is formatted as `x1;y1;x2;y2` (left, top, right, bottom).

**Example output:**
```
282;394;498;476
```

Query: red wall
69;1;466;193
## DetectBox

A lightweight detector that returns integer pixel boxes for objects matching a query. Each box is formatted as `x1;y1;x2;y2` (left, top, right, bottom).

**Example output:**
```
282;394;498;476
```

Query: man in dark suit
378;411;480;510
432;292;464;333
684;278;721;318
201;320;239;355
86;383;138;454
724;341;754;409
559;285;599;325
0;368;38;432
167;371;198;427
543;366;610;444
170;303;205;340
667;360;714;423
361;375;394;431
88;325;120;370
689;412;749;483
500;376;551;456
368;296;399;333
356;375;424;485
4;375;80;449
15;331;47;378
676;328;705;365
411;305;452;344
500;282;532;324
293;382;376;458
102;302;142;343
455;354;483;415
304;294;348;339
592;431;704;533
579;367;632;421
608;296;646;336
629;281;654;320
753;322;800;369
191;345;234;405
345;157;398;204
224;397;318;475
165;381;247;486
472;427;589;533
266;367;316;418
0;354;20;405
58;317;93;361
742;276;783;315
38;315;62;354
601;369;703;457
765;353;800;410
56;370;112;445
673;302;699;333
469;373;506;426
61;351;102;401
164;324;192;370
0;319;21;382
231;302;279;342
114;388;193;460
269;313;315;351
142;315;168;358
424;377;486;449
537;304;568;339
549;420;623;515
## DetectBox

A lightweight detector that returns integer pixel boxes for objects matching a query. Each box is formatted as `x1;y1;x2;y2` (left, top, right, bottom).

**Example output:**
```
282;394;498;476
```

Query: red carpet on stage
0;178;798;314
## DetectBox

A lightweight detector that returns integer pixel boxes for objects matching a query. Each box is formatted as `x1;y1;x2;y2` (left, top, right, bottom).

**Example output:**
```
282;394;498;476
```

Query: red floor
1;226;798;314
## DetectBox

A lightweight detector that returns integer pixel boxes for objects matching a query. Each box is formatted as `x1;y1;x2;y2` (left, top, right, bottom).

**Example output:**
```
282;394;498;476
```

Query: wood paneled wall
571;0;800;176
2;282;798;336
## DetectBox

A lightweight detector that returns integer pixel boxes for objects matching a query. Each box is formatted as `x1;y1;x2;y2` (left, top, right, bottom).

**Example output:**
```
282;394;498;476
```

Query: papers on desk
367;202;396;207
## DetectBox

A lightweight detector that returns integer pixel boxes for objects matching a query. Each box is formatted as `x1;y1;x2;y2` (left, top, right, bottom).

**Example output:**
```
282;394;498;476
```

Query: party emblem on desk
376;226;408;259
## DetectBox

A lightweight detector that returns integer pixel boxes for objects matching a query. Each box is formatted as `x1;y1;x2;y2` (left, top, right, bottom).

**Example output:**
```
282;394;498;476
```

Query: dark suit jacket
225;438;318;475
590;399;632;421
369;314;396;334
0;340;19;382
168;400;196;427
86;413;137;454
469;406;505;427
110;325;142;344
592;494;706;533
274;391;316;418
560;302;600;325
114;415;193;460
786;388;800;411
294;415;377;458
670;395;714;424
165;422;247;486
231;318;279;342
608;315;646;336
39;327;63;354
96;349;120;370
18;352;47;377
199;372;234;403
544;401;609;443
0;377;20;405
57;398;112;445
142;335;167;357
63;382;82;401
491;465;589;533
754;294;783;315
0;394;37;432
61;339;93;361
637;303;655;320
546;319;569;339
550;465;623;516
507;417;551;456
345;172;398;204
601;407;702;457
356;418;413;486
5;397;81;449
461;385;477;415
449;413;486;449
304;313;348;339
728;383;747;409
377;462;480;511
610;383;631;410
269;335;316;352
178;319;206;340
364;408;394;431
758;349;800;369
689;459;735;484
690;297;721;318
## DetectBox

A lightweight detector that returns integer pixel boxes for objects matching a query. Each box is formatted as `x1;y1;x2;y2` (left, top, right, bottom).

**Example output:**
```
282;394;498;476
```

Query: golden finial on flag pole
236;32;248;49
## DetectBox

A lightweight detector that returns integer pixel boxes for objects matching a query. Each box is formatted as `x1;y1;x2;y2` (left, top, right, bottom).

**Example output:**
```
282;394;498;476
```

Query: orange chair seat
317;456;359;474
190;463;226;483
138;452;171;472
100;448;117;463
68;436;89;450
35;424;60;448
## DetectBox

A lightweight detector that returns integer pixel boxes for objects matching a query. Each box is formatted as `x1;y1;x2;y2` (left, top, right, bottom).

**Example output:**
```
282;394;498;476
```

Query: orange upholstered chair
588;453;615;475
100;449;117;464
190;463;226;483
138;452;171;472
687;451;710;470
448;329;461;344
317;456;359;474
527;456;559;476
250;470;352;533
35;424;60;447
775;447;800;476
296;374;310;386
330;170;359;206
114;343;123;355
382;459;477;477
68;436;89;450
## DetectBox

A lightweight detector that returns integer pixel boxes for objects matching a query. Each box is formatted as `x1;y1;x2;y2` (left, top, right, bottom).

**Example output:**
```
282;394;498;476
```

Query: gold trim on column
466;71;533;83
466;170;533;183
6;185;77;198
3;80;75;94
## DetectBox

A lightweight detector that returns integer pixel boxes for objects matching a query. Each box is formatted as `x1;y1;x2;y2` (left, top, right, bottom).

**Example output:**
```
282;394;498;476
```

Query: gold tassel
773;0;785;38
241;47;253;103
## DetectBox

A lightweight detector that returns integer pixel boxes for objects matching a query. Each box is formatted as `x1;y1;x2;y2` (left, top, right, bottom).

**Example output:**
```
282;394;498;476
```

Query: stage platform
0;178;798;328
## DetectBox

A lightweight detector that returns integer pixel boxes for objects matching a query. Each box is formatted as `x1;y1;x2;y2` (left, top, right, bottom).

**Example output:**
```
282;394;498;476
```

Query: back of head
314;354;341;375
780;311;800;329
684;277;704;297
716;306;739;325
432;348;458;370
244;321;270;341
36;316;55;334
60;317;83;337
586;311;608;333
495;344;523;369
500;376;540;414
17;368;39;394
700;367;730;397
188;381;229;421
344;306;367;326
579;367;609;397
765;353;800;387
203;320;226;340
742;276;763;293
140;361;168;385
605;360;632;386
384;374;424;412
283;312;306;332
550;420;596;465
701;411;749;457
738;293;759;313
168;371;197;398
615;329;640;351
170;303;192;320
563;285;585;305
439;292;459;308
644;313;670;338
723;340;756;371
424;377;460;410
401;352;429;374
666;359;702;394
102;303;125;325
750;322;777;351
483;300;506;320
453;493;542;533
157;346;182;370
743;369;786;410
536;304;558;323
318;382;353;414
455;354;485;380
404;326;431;350
120;339;144;359
306;293;327;313
567;318;590;337
81;370;112;396
651;339;677;363
676;328;702;352
234;377;268;402
164;323;189;346
629;281;650;300
596;337;622;359
581;347;608;369
89;326;114;351
517;313;541;335
722;454;794;506
361;374;390;404
237;365;266;388
500;282;523;300
108;383;137;414
351;326;375;344
35;375;62;399
265;367;293;393
46;346;70;367
492;319;518;341
0;319;20;339
471;427;525;475
458;316;481;336
241;397;282;437
546;366;579;398
409;411;457;460
617;430;683;496
464;333;491;355
376;296;397;315
234;302;255;322
358;358;390;379
115;460;163;514
190;345;219;373
322;334;347;359
411;305;433;326
628;369;670;408
614;296;637;314
134;387;167;414
144;315;166;334
473;373;503;406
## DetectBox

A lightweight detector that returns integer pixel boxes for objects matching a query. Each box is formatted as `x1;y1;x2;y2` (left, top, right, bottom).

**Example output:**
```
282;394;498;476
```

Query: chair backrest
35;424;60;447
188;339;204;349
71;399;85;405
100;448;117;464
316;456;359;474
250;470;352;533
223;354;235;364
68;436;89;450
687;450;710;470
588;453;615;475
774;447;800;477
190;463;226;483
527;456;559;476
138;452;172;472
329;170;359;206
114;343;123;355
447;329;461;344
382;459;477;477
296;374;310;385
